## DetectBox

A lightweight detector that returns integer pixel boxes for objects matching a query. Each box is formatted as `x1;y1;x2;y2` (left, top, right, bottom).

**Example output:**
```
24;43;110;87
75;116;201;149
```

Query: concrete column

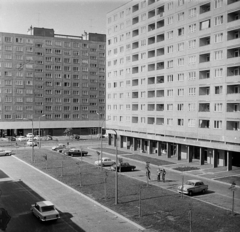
167;143;171;158
147;140;151;154
119;135;123;148
227;151;232;171
133;137;137;151
157;141;161;156
188;146;192;163
199;147;204;165
177;144;181;160
213;149;217;168
108;134;111;146
140;139;144;153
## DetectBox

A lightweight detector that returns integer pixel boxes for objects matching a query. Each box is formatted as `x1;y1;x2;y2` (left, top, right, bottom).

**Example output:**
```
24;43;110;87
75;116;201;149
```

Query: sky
0;0;130;36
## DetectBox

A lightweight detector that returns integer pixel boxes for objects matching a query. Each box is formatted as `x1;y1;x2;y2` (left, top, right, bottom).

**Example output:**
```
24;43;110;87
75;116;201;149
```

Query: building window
168;16;173;25
188;103;195;111
178;12;184;21
189;8;196;17
178;58;184;66
215;86;223;94
188;119;195;127
189;55;196;65
214;103;223;112
178;73;184;81
214;33;223;43
167;31;173;39
214;120;222;129
215;50;223;60
189;24;196;33
189;87;196;95
167;60;173;68
167;118;173;126
167;89;173;97
178;27;184;36
178;104;184;111
178;119;184;126
215;15;223;26
178;88;184;96
215;68;223;77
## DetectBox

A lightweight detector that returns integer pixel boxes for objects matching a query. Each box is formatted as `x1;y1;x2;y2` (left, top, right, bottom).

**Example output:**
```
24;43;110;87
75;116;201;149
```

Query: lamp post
38;114;45;149
23;118;34;163
111;129;118;205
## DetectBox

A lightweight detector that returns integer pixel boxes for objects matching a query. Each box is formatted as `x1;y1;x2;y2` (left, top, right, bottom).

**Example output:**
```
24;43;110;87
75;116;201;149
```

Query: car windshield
41;205;55;212
185;181;195;186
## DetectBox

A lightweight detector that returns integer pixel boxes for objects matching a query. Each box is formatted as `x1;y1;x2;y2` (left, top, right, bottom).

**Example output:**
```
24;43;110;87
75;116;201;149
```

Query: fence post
104;171;108;200
61;160;63;177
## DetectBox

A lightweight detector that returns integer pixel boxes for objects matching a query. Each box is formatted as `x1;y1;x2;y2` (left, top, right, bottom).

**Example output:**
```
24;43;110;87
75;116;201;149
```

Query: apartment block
106;0;240;169
0;28;106;136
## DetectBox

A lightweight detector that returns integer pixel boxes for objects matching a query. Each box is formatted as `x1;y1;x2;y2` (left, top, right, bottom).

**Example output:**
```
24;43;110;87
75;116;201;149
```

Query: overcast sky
0;0;130;36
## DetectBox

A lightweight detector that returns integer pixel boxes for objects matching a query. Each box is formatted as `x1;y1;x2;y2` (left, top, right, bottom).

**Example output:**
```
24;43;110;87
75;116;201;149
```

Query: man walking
157;166;162;182
162;169;166;182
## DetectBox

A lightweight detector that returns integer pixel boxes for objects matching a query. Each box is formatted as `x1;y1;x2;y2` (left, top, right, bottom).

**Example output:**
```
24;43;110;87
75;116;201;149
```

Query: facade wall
0;29;106;133
106;0;240;165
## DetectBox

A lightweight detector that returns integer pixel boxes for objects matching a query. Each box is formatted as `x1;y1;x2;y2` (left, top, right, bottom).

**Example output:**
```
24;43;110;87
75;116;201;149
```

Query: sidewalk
0;156;144;232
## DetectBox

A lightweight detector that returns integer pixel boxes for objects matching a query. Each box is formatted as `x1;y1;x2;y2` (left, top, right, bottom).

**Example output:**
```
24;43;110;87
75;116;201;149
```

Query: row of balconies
130;85;240;98
129;116;240;131
128;103;240;113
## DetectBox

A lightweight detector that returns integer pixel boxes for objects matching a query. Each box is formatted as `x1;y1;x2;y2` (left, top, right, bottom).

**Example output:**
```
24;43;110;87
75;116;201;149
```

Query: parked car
26;140;38;146
0;149;12;156
16;136;28;141
52;144;66;151
94;157;115;166
8;136;16;141
45;135;53;140
65;148;88;157
26;133;34;138
71;134;80;140
97;134;108;139
177;180;208;196
31;201;60;221
110;162;136;172
34;135;43;140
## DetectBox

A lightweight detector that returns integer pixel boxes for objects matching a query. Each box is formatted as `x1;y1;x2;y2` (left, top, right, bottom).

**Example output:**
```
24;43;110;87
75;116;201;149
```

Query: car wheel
188;191;193;196
202;189;206;194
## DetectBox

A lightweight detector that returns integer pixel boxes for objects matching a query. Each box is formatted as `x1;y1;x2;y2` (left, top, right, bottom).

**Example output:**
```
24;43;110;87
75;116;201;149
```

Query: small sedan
94;157;115;166
31;201;60;221
26;140;38;146
16;136;28;141
110;162;136;172
65;148;88;157
52;144;66;151
0;149;12;156
26;133;34;138
177;180;208;196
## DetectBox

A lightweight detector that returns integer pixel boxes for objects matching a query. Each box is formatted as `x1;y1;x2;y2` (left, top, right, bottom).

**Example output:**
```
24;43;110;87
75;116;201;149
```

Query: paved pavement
0;156;144;232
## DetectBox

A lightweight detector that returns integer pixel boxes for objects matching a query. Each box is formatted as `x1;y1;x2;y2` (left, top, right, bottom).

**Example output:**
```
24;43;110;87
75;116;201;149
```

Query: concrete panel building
106;0;240;169
0;28;106;136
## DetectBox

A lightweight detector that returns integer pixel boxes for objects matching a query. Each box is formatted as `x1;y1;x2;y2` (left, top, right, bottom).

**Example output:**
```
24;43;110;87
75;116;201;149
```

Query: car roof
187;180;202;183
37;201;54;207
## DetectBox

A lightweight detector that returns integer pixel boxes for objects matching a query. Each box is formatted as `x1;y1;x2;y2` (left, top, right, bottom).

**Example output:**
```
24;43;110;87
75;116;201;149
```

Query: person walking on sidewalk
157;166;162;182
162;169;166;182
146;162;151;181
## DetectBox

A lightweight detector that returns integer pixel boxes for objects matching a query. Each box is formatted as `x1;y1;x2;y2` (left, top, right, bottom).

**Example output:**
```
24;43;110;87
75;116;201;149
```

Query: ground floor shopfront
107;134;240;171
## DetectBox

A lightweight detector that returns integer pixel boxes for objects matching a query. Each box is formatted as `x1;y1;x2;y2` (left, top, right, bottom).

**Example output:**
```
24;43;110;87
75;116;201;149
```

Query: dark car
8;136;16;141
110;162;136;172
71;134;80;140
65;148;88;157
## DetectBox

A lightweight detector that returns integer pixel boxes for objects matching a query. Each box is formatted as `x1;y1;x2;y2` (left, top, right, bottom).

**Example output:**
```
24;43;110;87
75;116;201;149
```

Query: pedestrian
162;169;166;182
157;166;162;182
146;162;151;180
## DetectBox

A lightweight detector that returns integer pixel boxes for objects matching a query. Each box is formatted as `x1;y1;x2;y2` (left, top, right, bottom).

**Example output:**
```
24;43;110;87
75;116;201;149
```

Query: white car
26;133;34;138
177;180;208;196
31;201;60;221
94;157;115;166
26;140;38;146
34;135;43;140
52;144;66;151
0;149;12;156
16;136;28;141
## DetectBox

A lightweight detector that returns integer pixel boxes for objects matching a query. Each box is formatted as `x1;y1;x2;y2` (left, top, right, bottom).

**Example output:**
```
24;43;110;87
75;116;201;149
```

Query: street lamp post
111;129;118;205
38;115;45;149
